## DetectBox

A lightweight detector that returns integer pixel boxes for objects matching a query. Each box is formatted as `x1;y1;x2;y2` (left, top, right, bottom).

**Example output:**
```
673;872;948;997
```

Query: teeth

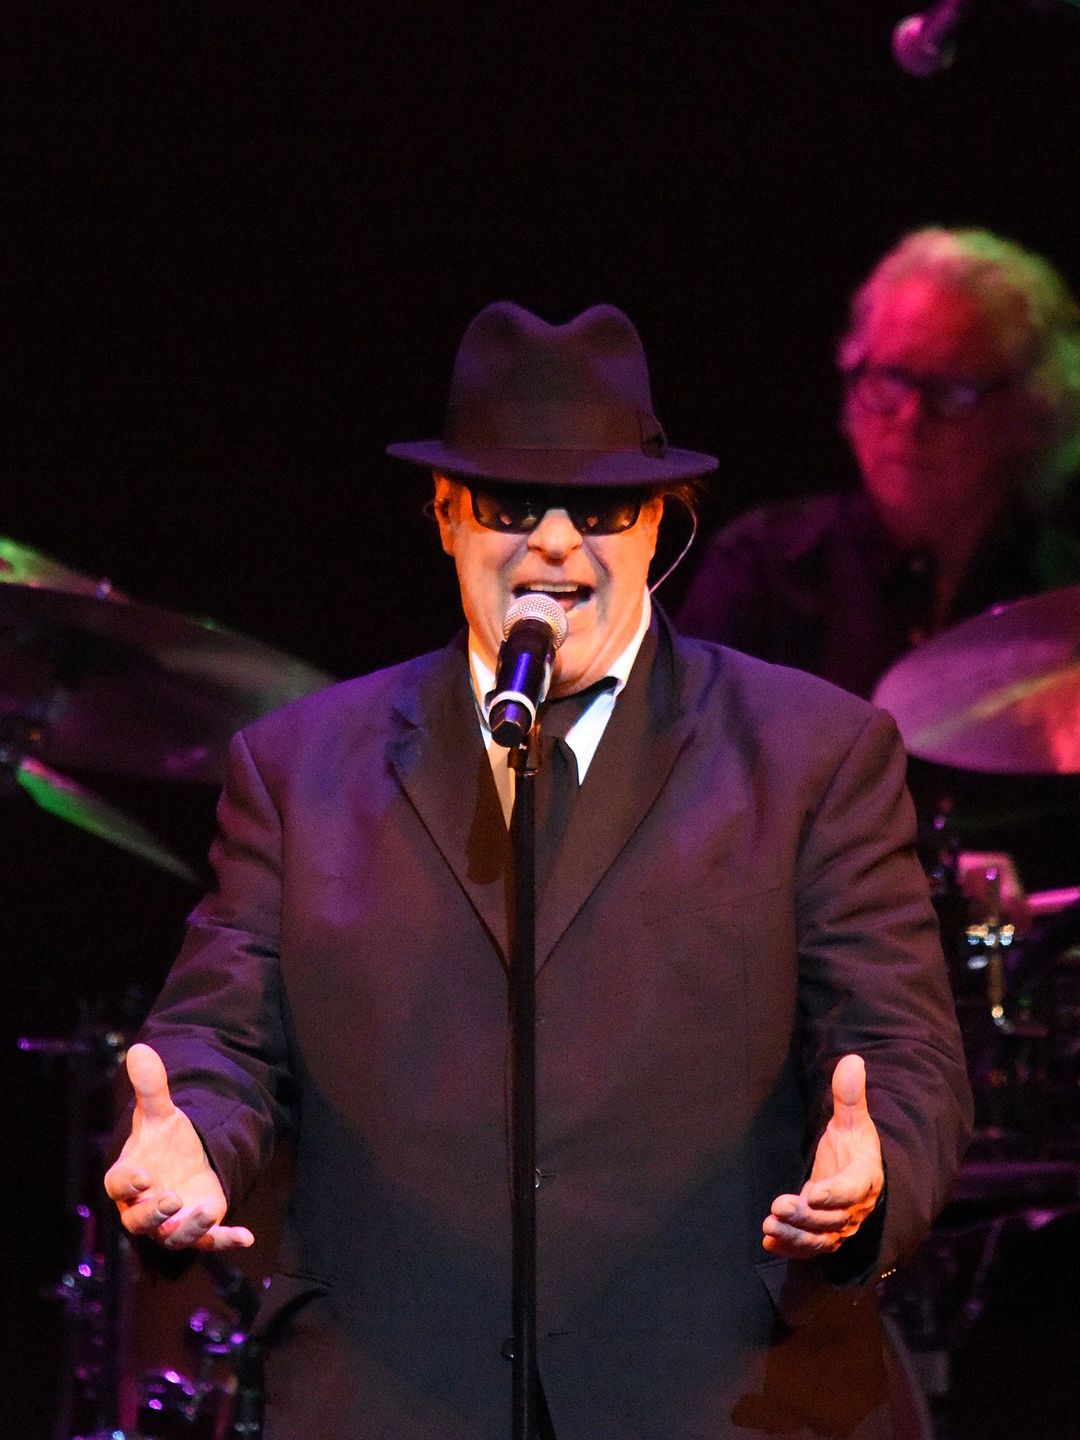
520;583;584;594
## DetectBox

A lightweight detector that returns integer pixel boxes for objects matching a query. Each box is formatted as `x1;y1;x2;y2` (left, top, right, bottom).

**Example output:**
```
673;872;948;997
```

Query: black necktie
533;676;617;885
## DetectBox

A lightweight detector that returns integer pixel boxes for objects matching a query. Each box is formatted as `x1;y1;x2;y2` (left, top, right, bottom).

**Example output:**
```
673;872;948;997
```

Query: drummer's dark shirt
675;485;1080;889
676;486;1080;700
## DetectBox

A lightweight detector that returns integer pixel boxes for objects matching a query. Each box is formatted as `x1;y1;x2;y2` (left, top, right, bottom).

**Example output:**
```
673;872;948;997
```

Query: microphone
892;0;978;76
487;594;569;748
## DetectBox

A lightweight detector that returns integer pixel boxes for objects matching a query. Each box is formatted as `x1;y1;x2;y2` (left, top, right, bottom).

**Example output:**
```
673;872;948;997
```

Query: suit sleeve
794;705;973;1276
134;727;293;1209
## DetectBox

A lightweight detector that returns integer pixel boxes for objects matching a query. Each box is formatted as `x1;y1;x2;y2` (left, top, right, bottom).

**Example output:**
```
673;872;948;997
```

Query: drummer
679;227;1080;695
677;227;1080;911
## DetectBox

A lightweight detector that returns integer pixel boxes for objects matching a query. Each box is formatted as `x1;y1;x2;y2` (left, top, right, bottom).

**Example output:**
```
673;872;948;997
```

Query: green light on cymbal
15;758;199;883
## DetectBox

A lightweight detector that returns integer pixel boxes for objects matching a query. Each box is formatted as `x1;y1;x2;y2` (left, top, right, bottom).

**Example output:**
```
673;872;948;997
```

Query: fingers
763;1154;882;1258
762;1191;864;1257
771;1180;869;1226
770;1192;845;1231
114;1189;255;1251
830;1053;868;1119
103;1159;151;1203
104;1162;182;1219
762;1221;854;1257
104;1057;251;1252
761;1055;882;1259
802;1159;880;1212
819;1054;883;1203
195;1224;256;1252
156;1205;255;1251
117;1189;184;1235
126;1042;175;1122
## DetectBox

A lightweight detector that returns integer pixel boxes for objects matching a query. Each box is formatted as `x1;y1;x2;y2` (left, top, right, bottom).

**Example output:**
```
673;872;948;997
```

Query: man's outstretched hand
104;1042;254;1252
762;1054;883;1259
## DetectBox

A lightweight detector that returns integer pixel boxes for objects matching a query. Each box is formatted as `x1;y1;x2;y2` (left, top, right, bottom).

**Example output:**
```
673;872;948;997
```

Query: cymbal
13;757;199;883
0;534;114;595
1;556;334;782
874;585;1080;774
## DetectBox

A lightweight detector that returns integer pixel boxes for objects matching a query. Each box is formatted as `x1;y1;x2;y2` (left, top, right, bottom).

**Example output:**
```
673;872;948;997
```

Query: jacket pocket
738;1258;887;1434
754;1256;835;1329
249;1270;332;1344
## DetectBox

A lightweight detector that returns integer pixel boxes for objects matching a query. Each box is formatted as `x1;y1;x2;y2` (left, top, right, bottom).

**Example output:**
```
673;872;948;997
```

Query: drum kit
872;585;1080;1440
4;534;332;1440
9;533;1080;1439
873;584;1080;1154
1;534;332;880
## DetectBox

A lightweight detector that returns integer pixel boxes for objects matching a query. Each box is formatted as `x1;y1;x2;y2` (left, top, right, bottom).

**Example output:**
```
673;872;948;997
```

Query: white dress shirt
469;591;652;826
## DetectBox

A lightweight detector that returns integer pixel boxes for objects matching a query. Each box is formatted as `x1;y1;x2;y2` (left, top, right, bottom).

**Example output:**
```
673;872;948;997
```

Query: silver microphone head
502;593;569;647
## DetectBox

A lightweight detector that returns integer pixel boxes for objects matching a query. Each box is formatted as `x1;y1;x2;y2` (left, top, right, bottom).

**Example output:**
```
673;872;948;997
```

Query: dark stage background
5;3;1080;1435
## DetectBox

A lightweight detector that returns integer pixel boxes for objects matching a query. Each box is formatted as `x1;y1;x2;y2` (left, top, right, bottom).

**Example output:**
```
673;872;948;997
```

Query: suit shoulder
675;637;906;806
237;647;451;751
677;632;884;735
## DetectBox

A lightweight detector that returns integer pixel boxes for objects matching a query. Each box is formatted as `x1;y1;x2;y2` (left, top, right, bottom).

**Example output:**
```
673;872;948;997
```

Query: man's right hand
104;1042;255;1252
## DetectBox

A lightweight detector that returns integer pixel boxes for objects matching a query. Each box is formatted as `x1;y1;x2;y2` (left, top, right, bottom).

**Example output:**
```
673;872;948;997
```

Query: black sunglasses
468;483;644;535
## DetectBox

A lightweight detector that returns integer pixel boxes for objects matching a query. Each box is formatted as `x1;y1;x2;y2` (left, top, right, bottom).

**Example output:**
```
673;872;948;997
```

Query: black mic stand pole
507;722;542;1440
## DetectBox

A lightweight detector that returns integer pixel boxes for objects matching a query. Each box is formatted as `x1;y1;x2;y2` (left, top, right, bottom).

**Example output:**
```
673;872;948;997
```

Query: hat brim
386;440;718;488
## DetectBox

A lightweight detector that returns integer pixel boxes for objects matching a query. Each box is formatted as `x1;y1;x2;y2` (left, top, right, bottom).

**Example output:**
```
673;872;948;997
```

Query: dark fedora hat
387;302;717;488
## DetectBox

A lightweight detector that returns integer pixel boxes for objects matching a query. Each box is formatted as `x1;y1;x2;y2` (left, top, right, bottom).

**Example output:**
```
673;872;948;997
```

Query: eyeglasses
468;483;644;535
845;362;1017;421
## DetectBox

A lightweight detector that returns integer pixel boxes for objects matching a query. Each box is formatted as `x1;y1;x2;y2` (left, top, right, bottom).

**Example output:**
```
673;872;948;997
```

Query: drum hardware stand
920;802;968;964
921;811;1047;1148
963;868;1024;1135
962;867;1016;1030
196;1256;264;1440
922;809;1019;1023
135;1288;262;1440
884;1211;1011;1439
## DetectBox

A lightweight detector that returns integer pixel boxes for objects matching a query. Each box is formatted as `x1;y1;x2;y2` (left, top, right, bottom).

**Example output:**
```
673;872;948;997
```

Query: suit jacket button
500;1337;515;1361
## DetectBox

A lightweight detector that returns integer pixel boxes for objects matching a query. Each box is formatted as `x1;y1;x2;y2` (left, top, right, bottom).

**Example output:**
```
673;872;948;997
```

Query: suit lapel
535;616;696;966
385;619;716;971
386;639;512;959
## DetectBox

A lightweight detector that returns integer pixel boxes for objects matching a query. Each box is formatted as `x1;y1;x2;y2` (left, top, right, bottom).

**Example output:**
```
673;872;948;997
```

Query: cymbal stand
883;1210;1011;1437
199;1255;264;1440
920;806;1037;1146
961;867;1016;1029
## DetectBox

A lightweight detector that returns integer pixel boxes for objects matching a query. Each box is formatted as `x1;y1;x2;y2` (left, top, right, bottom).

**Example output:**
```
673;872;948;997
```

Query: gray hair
838;227;1080;507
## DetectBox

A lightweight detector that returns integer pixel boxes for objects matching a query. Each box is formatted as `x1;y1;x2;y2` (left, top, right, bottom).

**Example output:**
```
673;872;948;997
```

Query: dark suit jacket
140;616;971;1439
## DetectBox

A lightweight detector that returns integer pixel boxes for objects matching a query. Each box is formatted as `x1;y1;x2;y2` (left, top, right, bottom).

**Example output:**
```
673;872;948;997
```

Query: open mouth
514;582;594;613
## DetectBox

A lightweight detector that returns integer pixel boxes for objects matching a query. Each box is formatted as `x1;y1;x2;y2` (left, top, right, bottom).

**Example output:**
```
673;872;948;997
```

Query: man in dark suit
106;302;971;1439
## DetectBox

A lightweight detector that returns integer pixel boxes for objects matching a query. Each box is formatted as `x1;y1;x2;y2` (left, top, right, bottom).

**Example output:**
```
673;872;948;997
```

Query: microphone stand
507;723;541;1440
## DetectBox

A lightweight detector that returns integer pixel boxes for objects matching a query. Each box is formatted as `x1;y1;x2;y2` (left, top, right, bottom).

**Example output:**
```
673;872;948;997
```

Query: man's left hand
762;1053;884;1259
